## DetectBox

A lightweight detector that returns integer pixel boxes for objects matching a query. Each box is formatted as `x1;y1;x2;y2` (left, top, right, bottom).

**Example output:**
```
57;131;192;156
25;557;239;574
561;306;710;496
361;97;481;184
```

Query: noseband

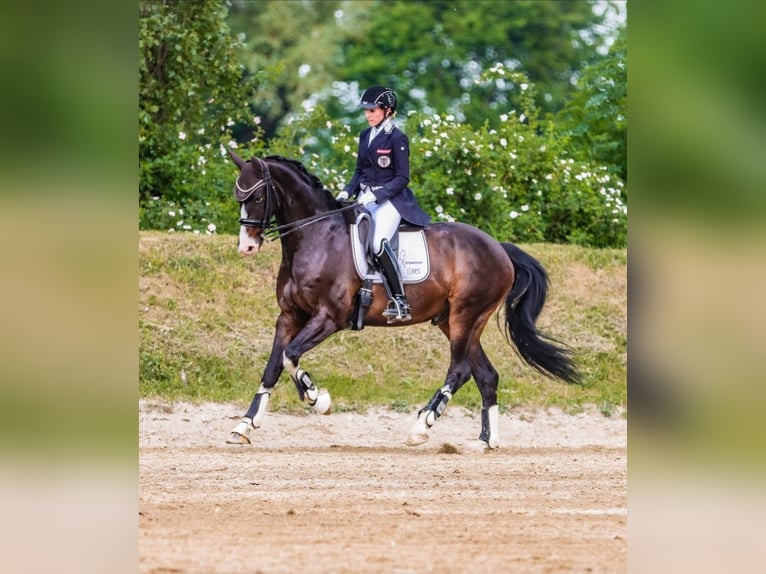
237;158;277;232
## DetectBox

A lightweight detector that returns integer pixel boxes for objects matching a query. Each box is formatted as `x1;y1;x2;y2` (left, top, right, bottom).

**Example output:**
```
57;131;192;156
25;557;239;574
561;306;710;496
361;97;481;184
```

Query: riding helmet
358;86;397;112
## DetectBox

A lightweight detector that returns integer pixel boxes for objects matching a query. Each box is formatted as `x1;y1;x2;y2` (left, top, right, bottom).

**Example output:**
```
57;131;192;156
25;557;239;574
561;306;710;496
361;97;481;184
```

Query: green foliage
557;25;627;181
139;2;626;247
409;68;626;247
139;0;262;234
330;0;609;122
238;70;626;248
227;0;345;138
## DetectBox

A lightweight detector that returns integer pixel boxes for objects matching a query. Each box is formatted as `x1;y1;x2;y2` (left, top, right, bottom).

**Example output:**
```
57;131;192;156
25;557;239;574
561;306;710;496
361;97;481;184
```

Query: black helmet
358;86;397;112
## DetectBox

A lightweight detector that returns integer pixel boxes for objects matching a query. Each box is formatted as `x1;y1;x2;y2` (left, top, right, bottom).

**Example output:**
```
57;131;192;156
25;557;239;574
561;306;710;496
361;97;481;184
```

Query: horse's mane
265;155;332;199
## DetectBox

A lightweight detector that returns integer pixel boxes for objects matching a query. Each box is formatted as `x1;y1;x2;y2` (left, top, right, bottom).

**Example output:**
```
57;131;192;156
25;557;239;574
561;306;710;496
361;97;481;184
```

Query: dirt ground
139;400;627;574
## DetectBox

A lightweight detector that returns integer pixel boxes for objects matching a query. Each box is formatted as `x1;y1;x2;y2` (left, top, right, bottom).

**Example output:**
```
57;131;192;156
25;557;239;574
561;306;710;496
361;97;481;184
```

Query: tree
139;0;261;234
139;0;256;202
321;1;608;124
226;0;612;136
556;24;626;182
227;0;346;140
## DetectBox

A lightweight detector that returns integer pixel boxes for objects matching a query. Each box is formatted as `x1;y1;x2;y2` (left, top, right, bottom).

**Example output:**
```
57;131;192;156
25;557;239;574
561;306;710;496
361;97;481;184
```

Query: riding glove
356;190;377;206
335;190;349;201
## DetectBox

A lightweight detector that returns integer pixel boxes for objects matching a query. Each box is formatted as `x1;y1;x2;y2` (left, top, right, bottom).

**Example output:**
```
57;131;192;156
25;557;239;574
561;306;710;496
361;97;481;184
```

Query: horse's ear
227;148;246;170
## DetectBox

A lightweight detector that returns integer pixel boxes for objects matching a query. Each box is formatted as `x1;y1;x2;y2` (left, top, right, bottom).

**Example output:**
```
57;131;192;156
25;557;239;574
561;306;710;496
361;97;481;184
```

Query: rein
237;158;357;241
261;203;358;242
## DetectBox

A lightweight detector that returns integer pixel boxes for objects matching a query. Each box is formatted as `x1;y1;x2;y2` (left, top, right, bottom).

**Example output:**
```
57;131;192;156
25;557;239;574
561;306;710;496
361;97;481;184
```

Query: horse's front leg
281;310;341;416
226;312;300;444
226;310;341;444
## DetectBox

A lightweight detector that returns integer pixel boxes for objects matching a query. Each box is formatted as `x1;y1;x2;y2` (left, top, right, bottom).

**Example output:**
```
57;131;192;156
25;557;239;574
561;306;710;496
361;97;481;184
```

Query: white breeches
366;200;401;254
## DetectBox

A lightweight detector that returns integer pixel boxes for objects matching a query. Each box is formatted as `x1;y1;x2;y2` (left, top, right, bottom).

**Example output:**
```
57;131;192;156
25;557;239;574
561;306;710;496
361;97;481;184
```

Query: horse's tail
501;242;582;385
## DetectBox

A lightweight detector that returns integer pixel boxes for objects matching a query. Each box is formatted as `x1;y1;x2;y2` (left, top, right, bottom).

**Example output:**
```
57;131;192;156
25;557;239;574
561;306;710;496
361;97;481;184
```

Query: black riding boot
375;239;412;323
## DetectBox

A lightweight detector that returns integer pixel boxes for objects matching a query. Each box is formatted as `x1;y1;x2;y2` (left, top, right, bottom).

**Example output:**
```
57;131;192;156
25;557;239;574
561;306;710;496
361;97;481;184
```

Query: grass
139;231;626;417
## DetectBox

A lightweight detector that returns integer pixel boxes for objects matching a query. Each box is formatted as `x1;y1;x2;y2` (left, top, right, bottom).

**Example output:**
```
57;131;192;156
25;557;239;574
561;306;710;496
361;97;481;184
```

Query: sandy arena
139;400;626;573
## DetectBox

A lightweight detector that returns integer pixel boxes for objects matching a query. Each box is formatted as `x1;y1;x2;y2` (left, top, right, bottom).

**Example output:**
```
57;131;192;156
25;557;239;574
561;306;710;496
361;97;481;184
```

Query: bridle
236;157;277;232
237;158;358;241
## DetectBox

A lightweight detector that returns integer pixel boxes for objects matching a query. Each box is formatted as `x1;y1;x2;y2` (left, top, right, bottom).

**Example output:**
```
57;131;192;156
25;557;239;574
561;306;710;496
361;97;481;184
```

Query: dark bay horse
226;152;580;448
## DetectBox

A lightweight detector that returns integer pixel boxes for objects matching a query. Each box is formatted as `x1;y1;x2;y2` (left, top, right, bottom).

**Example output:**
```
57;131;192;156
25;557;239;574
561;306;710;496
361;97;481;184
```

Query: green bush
139;0;261;235
408;68;626;247
140;58;626;247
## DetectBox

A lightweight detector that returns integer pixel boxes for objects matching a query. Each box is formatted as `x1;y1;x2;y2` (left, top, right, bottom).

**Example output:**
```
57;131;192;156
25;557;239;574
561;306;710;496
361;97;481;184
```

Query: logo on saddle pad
350;224;430;284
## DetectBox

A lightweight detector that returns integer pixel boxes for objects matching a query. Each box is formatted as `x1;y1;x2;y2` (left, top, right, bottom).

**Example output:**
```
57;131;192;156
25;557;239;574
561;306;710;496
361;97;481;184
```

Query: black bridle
236;157;277;231
237;158;358;241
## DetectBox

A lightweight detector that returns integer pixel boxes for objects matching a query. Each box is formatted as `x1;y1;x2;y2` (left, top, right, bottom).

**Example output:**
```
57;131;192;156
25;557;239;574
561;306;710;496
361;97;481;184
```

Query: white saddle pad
350;224;430;284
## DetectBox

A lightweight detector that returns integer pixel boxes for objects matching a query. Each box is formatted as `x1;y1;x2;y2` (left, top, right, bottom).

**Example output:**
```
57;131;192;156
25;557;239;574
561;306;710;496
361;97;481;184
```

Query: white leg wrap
282;353;331;415
228;384;271;444
232;418;253;436
251;385;271;427
487;404;499;449
297;369;319;404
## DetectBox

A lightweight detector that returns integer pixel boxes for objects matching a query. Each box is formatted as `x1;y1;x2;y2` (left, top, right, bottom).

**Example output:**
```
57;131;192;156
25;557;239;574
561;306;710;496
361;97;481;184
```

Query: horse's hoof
405;432;429;447
474;439;501;452
463;440;491;453
226;432;251;445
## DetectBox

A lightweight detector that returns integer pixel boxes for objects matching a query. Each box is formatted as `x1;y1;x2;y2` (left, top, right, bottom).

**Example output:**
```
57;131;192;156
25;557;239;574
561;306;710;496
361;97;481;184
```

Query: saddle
346;209;430;330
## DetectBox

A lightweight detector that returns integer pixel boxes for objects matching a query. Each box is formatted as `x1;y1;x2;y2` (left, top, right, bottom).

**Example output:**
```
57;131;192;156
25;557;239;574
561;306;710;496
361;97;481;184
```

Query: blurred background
1;0;765;572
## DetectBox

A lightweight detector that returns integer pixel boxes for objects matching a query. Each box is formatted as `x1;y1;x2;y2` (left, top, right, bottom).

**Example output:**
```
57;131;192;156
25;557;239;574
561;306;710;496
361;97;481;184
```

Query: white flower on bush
446;187;454;196
509;211;519;219
178;131;187;140
474;192;482;201
207;223;216;233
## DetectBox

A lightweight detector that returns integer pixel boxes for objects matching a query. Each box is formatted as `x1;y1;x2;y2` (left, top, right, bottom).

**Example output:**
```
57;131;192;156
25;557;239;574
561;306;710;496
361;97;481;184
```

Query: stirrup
382;298;412;323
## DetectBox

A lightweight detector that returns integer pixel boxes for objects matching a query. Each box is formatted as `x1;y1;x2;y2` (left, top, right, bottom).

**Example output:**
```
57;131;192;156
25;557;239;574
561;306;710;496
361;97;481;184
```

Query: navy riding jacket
343;125;431;227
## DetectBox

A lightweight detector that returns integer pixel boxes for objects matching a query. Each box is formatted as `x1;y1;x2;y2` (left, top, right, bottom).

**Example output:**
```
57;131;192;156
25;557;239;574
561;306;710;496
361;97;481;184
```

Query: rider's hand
356;190;376;206
335;190;349;201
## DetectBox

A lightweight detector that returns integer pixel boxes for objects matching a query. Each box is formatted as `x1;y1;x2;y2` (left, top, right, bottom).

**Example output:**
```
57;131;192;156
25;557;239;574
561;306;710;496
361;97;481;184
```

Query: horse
225;151;581;449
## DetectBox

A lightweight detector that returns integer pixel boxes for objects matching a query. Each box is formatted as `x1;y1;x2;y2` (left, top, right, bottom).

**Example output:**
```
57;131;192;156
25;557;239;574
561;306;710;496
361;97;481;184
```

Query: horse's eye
254;196;264;203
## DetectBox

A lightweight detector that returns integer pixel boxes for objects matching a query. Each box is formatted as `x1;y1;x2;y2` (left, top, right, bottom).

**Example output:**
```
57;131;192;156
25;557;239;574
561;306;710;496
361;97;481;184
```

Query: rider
336;86;431;323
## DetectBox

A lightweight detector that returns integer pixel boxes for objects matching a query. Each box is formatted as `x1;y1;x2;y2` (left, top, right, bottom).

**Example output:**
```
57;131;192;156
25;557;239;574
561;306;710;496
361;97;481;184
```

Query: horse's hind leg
405;322;473;447
471;344;500;449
